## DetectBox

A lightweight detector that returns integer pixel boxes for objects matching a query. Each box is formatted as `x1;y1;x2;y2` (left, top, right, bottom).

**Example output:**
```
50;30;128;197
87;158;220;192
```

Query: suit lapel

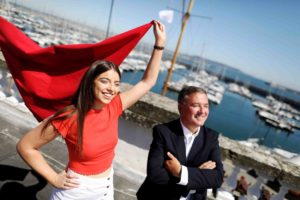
187;127;205;162
172;119;187;164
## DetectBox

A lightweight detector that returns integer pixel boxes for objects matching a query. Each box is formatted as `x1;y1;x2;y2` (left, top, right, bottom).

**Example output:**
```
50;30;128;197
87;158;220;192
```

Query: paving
0;100;299;200
0;101;140;200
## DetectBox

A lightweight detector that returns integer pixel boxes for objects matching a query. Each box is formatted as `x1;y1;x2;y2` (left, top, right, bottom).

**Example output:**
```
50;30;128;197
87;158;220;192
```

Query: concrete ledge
0;100;140;199
0;51;4;61
220;136;300;187
121;84;179;128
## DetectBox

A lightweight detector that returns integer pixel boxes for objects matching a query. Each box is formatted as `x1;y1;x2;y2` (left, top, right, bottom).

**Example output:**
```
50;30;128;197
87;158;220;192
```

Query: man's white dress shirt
178;120;200;200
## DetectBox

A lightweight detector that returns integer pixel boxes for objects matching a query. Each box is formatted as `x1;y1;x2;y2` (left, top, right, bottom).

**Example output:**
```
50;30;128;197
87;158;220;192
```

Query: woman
16;20;166;200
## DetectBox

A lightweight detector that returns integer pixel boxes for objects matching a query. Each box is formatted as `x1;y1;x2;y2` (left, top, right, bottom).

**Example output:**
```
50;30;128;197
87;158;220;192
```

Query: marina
1;2;300;156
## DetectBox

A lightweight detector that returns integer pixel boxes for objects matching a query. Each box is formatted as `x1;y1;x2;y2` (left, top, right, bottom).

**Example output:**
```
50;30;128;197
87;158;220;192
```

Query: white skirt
49;169;114;200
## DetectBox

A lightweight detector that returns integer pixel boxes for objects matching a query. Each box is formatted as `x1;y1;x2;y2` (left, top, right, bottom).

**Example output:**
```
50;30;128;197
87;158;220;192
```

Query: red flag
0;16;152;121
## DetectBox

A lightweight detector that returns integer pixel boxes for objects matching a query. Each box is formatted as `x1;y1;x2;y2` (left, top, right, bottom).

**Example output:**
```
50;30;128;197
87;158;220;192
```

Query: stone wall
121;83;300;188
0;51;5;65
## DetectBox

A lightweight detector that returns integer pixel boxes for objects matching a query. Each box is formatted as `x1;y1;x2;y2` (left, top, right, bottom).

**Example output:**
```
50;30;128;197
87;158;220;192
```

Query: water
206;63;300;103
121;68;300;154
206;91;300;153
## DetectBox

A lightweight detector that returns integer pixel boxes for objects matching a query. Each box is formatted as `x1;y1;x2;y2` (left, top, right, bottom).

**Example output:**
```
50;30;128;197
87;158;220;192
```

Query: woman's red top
52;95;123;174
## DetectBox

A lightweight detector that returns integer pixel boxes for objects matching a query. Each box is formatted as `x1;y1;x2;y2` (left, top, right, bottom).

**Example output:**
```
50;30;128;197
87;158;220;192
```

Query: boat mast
106;0;114;38
161;0;194;96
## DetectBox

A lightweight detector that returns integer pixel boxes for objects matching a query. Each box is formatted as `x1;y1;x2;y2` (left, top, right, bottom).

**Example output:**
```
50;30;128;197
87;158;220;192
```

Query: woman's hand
53;170;80;189
153;20;166;47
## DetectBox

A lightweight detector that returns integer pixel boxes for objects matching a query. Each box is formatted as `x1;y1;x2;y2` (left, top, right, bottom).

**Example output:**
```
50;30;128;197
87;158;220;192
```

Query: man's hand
198;160;216;169
164;152;181;178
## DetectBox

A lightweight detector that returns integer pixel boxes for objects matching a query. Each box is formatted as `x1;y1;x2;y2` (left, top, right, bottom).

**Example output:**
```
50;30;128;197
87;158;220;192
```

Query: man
232;176;251;197
137;86;224;200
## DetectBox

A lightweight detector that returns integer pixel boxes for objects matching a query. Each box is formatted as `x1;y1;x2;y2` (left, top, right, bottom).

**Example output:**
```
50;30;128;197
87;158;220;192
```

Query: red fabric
0;16;152;121
52;95;122;174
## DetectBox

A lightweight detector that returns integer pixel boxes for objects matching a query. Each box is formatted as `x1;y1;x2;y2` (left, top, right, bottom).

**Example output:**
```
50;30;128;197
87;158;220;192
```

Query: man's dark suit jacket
137;119;224;200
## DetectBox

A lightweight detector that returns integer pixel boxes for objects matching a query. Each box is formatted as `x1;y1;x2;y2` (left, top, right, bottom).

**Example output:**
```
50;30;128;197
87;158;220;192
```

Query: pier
220;76;300;110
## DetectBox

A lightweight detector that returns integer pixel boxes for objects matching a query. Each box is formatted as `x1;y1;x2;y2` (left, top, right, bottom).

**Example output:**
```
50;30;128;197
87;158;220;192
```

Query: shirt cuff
177;165;188;185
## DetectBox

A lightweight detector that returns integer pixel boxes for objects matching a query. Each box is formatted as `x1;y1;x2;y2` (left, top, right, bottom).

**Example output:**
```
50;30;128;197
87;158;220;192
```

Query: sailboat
167;71;225;104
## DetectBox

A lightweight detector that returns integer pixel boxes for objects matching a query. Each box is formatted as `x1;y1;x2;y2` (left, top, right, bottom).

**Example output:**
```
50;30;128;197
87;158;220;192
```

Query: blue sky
9;0;300;91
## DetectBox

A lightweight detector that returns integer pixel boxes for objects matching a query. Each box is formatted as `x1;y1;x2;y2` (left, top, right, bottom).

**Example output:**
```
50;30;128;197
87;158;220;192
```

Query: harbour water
121;68;300;154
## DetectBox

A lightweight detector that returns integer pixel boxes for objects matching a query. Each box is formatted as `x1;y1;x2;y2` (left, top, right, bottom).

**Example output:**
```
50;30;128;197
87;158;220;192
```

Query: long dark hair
43;60;121;153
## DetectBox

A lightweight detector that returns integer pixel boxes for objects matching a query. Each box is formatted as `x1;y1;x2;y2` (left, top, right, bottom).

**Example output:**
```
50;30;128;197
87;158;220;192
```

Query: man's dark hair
177;86;207;103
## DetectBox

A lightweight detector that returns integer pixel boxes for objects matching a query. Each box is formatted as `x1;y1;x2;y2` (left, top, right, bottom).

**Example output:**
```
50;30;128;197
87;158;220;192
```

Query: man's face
178;92;209;132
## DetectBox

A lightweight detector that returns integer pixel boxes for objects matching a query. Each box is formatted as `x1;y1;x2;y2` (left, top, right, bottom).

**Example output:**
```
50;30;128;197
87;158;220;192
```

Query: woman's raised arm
120;20;166;110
